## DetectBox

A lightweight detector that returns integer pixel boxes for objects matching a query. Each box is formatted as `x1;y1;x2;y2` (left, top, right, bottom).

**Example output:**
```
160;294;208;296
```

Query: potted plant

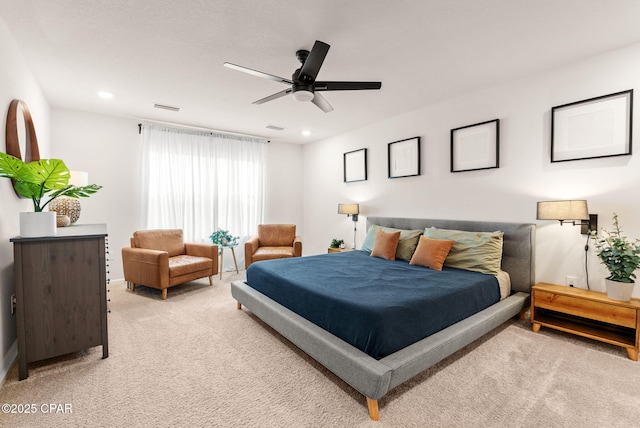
330;239;344;249
0;152;101;237
209;228;239;247
591;213;640;301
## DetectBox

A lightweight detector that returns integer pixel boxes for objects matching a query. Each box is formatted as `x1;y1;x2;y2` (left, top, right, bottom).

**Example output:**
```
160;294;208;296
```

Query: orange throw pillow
370;230;401;260
410;236;454;270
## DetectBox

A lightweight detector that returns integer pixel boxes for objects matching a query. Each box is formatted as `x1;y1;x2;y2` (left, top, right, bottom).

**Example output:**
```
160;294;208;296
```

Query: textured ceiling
2;0;640;144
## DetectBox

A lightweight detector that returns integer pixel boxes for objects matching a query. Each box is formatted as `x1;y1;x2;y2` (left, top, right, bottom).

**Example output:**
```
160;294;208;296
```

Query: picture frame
551;89;633;162
450;119;499;173
343;148;367;182
388;137;420;178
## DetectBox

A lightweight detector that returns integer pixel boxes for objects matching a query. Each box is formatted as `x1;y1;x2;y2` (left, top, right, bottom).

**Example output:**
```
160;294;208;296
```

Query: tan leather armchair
122;229;218;300
245;224;302;269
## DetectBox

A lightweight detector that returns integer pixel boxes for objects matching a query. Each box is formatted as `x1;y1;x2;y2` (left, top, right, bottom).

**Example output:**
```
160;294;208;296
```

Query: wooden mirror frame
5;99;40;197
6;99;40;162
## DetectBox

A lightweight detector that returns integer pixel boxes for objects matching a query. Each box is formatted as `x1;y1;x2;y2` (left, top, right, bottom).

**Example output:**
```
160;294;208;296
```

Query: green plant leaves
592;214;640;283
0;152;101;212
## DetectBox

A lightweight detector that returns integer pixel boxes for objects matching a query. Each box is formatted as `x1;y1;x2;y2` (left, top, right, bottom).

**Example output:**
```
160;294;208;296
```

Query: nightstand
328;247;353;253
530;282;640;361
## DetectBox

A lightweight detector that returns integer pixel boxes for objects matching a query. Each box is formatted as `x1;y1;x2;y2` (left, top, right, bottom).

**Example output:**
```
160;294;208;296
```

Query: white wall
303;42;640;297
0;17;51;383
265;141;304;237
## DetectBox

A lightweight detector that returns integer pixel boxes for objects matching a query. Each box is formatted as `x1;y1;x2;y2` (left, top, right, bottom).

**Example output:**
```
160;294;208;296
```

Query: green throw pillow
362;225;423;261
422;227;503;275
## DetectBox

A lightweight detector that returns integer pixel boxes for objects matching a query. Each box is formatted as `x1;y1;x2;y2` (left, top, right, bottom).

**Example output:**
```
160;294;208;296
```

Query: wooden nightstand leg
231;248;239;274
531;323;541;333
626;347;638;361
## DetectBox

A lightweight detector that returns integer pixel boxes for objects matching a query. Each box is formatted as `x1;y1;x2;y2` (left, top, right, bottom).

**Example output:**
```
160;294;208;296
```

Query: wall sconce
536;200;598;235
338;203;359;249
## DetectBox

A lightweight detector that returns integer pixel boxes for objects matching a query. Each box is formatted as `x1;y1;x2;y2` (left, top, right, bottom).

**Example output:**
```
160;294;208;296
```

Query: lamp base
580;214;598;235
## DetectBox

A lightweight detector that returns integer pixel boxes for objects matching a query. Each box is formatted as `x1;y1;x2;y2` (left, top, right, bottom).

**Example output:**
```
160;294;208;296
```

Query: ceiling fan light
293;90;314;102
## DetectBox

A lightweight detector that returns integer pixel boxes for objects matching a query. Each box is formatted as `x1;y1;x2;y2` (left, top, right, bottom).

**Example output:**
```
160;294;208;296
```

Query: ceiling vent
265;125;284;131
153;103;181;112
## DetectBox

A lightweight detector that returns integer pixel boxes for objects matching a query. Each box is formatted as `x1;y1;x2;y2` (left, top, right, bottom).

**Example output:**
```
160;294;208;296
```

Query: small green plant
591;213;640;283
0;152;101;212
330;239;344;248
209;228;239;247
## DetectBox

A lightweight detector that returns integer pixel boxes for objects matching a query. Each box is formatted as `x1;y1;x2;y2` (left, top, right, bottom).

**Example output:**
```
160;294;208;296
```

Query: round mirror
6;99;40;162
5;99;41;197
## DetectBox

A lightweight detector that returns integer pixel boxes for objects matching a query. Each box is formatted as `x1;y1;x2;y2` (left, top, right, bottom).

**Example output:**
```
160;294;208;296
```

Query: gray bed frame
231;217;535;421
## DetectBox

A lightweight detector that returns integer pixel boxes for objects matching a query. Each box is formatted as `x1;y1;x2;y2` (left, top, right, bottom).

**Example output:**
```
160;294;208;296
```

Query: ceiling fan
223;40;382;113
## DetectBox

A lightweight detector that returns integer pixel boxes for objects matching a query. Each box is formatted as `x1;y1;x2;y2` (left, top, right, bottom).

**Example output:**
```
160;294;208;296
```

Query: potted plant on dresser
0;152;101;237
592;213;640;301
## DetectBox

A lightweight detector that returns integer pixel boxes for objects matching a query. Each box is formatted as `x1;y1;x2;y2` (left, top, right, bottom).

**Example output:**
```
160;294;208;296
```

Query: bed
230;217;535;420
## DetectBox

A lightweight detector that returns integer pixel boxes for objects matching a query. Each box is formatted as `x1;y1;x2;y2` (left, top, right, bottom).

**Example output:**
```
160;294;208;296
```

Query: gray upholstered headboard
366;217;536;294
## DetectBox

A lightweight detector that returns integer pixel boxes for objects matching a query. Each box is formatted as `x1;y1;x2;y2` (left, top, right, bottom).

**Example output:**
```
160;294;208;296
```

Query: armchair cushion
258;224;296;247
133;229;185;257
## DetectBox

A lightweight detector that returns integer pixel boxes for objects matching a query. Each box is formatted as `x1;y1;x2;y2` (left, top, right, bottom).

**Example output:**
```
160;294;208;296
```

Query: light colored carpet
1;274;639;428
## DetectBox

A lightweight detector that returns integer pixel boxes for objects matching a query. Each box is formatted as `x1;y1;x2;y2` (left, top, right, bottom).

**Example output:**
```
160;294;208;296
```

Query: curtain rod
137;119;270;142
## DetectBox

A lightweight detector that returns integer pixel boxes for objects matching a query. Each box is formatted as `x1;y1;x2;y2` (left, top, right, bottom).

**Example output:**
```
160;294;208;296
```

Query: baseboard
0;341;17;389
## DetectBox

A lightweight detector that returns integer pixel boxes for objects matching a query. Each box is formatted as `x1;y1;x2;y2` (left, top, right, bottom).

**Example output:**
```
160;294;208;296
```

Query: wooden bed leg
236;302;242;310
366;398;380;421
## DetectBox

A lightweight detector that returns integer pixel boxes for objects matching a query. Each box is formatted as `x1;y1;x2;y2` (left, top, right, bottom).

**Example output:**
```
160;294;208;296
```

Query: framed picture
551;89;633;162
388;137;420;178
343;148;367;182
450;119;500;172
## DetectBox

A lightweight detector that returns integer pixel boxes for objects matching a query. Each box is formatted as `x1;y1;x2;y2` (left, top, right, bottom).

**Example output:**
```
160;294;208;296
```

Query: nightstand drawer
534;290;637;328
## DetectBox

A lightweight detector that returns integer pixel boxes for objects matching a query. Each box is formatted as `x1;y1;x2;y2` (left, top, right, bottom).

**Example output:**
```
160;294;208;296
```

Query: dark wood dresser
11;224;109;380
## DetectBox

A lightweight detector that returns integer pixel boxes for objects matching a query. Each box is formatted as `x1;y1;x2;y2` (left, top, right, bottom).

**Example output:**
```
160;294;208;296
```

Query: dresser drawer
534;290;637;328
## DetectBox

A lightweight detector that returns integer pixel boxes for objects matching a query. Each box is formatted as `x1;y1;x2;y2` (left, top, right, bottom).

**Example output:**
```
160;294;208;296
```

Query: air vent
266;125;285;131
153;103;181;112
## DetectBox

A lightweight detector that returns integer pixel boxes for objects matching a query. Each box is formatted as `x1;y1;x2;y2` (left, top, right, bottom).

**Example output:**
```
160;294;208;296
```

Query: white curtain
139;123;267;270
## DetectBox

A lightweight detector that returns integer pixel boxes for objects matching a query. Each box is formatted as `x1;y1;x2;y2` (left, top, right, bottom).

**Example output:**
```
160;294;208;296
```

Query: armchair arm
185;242;219;275
293;236;302;257
244;236;259;269
121;247;169;288
185;242;218;259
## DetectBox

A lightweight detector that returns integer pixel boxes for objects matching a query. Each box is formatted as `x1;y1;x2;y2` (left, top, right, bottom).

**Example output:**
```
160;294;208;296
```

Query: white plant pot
605;278;635;302
19;212;57;237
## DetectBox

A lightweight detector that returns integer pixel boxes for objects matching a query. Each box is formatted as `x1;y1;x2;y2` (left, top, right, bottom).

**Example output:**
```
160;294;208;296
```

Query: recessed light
302;130;311;136
97;91;113;99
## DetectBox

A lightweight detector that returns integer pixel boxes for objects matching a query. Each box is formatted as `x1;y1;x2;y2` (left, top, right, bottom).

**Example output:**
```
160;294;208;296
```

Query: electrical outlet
566;275;577;288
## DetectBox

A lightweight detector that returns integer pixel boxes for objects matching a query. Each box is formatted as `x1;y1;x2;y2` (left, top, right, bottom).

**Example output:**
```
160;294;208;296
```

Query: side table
328;247;354;254
531;282;640;361
220;245;239;279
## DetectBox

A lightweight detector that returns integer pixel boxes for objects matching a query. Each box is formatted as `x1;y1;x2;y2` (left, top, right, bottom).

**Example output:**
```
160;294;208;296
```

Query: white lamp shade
338;203;359;215
69;171;89;187
537;200;589;221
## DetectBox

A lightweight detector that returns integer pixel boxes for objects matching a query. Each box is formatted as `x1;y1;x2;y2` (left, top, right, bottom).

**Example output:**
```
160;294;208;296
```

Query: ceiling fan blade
253;88;292;105
299;41;330;82
315;81;382;91
311;93;334;113
223;62;293;85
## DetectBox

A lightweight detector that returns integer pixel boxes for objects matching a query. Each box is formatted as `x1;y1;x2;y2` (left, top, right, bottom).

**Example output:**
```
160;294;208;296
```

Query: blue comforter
246;250;500;359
